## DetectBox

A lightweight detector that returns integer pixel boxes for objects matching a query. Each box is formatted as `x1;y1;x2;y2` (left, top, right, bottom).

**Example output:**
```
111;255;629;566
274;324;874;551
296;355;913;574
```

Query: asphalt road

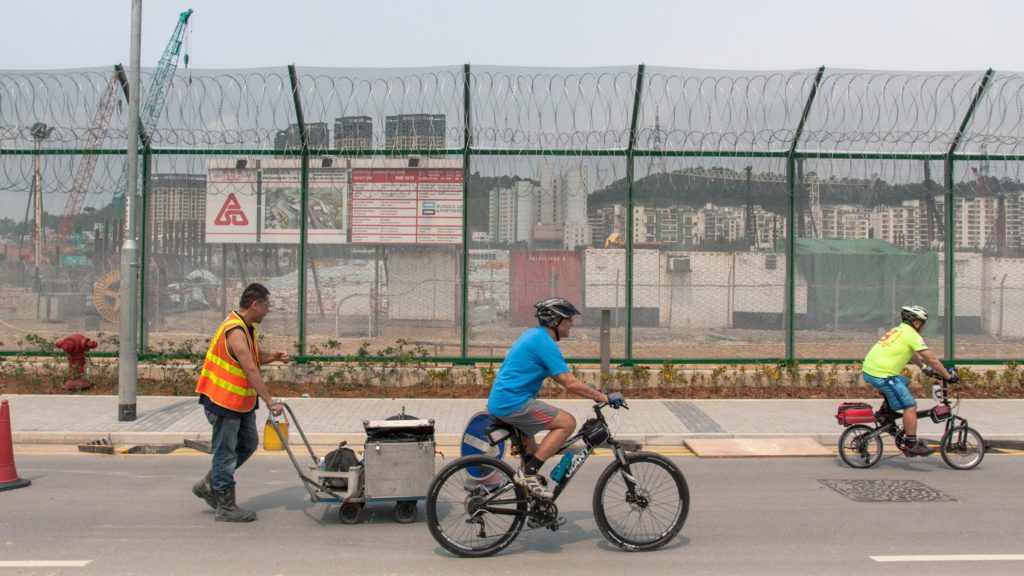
2;449;1022;575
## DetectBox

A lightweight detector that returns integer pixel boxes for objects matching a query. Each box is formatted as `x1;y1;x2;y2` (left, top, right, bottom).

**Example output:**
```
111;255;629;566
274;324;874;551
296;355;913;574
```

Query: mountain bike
425;402;689;557
838;368;985;470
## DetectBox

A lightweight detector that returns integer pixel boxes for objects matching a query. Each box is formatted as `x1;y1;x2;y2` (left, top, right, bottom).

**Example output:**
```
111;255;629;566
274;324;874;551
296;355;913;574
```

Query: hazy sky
2;0;1022;72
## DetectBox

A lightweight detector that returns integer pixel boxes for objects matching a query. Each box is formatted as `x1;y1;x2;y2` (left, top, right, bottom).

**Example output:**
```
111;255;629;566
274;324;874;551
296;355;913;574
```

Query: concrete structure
385;114;446;150
334;116;373;150
147;173;206;244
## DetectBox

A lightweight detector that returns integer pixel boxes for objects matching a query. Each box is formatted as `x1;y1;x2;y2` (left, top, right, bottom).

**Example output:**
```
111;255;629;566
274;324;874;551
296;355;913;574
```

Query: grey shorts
493;398;560;437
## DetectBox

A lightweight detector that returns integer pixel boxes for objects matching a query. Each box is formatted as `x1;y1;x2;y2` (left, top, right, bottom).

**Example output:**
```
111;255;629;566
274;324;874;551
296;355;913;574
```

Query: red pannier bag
835;402;875;426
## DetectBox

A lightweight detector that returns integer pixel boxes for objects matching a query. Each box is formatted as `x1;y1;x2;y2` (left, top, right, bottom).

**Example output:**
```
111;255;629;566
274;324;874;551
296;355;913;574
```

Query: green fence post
785;66;825;363
624;64;645;362
460;63;472;362
945;68;994;360
288;64;309;357
138;148;151;352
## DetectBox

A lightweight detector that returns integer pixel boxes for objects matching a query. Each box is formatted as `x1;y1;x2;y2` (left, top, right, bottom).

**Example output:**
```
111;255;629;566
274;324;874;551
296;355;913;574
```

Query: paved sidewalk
4;394;1022;450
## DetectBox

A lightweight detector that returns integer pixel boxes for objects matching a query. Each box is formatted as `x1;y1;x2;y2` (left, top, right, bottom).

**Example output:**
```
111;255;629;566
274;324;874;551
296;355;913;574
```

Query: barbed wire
2;66;1024;201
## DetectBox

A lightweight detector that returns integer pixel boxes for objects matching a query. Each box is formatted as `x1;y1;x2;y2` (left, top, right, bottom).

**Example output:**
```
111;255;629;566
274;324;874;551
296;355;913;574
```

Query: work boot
214;487;257;522
192;472;216;510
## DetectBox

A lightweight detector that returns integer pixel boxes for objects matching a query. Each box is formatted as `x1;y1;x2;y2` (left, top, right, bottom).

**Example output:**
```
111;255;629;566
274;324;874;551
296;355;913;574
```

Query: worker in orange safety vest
192;282;289;522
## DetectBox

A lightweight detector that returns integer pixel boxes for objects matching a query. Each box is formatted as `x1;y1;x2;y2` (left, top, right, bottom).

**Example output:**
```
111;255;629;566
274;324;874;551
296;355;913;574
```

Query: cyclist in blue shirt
487;298;625;499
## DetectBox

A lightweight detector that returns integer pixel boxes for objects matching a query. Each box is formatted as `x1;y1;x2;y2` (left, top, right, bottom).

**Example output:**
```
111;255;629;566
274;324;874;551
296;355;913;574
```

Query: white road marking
872;555;1024;563
0;560;92;568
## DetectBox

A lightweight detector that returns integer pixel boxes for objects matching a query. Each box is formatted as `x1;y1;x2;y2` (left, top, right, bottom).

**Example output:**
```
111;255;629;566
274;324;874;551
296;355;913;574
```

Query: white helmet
900;305;928;324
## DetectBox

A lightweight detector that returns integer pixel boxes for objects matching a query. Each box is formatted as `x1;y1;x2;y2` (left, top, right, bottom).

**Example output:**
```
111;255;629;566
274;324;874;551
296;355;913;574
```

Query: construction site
2;11;1023;365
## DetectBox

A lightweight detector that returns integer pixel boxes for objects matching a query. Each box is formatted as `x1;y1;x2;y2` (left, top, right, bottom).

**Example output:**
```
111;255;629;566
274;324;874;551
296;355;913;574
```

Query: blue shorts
862;373;917;411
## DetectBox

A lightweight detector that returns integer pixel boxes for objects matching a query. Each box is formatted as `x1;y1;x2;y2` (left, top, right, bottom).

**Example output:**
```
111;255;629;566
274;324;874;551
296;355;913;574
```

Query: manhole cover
819;479;956;503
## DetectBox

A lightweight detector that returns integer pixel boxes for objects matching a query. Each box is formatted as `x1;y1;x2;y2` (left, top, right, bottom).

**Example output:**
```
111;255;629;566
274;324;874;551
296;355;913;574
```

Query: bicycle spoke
594;453;688;550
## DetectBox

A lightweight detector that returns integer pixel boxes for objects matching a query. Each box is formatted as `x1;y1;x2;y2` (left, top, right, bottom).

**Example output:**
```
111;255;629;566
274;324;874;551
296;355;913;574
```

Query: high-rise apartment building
385;114;446;150
147;173;206;248
274;122;330;153
334;116;373;150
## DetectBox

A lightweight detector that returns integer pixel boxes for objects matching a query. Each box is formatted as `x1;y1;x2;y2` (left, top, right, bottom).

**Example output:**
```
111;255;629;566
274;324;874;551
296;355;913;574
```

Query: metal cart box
363;439;435;499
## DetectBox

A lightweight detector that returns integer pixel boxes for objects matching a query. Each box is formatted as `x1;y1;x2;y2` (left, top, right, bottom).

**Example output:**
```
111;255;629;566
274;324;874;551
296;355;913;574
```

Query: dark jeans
205;408;258;492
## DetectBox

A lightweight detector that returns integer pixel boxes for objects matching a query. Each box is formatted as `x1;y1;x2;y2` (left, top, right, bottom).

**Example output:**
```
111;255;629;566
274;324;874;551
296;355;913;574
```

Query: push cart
267;402;436;524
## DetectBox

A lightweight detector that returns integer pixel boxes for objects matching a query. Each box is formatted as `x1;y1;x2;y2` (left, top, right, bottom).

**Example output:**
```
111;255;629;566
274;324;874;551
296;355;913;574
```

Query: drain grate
819;479;956;503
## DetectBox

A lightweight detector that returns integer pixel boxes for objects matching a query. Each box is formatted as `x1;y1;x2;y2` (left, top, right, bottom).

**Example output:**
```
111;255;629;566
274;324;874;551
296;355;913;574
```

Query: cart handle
267;402;338;502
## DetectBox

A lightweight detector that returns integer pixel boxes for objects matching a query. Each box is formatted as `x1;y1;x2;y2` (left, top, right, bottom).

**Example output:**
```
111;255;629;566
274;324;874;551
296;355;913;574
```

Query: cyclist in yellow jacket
192;283;289;522
862;305;955;457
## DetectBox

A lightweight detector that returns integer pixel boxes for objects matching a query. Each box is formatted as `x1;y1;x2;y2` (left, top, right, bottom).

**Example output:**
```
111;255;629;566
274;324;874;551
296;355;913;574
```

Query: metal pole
118;0;143;421
600;309;611;378
785;66;826;363
460;63;472;361
624;64;645;361
288;64;309;356
944;68;993;360
33;138;42;294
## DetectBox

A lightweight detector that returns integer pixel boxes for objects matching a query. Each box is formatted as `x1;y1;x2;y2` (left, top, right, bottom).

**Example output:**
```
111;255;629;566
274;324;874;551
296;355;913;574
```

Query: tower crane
58;72;120;242
112;8;193;200
91;8;193;322
58;9;192;248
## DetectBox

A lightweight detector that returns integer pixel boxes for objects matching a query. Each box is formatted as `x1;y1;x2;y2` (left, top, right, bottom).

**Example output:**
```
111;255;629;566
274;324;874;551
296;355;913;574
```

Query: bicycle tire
939;425;985;470
425;455;527;557
838;425;883;468
592;451;689;551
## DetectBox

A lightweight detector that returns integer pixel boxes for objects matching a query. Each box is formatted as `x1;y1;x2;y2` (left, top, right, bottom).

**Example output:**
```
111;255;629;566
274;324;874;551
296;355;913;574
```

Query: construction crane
58;71;120;242
112;8;193;200
92;8;193;322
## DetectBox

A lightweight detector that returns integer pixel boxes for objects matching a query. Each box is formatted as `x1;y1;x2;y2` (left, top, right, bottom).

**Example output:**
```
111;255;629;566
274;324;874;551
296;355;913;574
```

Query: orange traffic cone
0;399;30;491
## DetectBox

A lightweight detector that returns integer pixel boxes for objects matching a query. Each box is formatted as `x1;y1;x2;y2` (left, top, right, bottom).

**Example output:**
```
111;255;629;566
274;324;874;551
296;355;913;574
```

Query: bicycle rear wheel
838;425;883;468
425;455;527;557
939;425;984;470
593;452;689;551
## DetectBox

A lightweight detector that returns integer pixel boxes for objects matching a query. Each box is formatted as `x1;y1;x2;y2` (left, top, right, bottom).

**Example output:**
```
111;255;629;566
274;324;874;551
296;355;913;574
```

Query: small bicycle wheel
394;500;418;523
838;425;883;468
425;455;527;558
939;425;985;470
593;452;689;552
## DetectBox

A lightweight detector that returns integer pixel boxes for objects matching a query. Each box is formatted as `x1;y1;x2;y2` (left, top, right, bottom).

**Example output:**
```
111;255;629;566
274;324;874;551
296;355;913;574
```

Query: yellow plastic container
263;414;289;451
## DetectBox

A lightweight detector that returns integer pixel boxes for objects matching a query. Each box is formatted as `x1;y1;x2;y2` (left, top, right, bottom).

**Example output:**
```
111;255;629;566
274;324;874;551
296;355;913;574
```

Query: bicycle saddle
484;418;514;446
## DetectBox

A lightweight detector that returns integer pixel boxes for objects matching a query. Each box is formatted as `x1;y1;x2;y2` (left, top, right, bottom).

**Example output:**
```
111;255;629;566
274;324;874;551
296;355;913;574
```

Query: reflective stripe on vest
194;312;260;412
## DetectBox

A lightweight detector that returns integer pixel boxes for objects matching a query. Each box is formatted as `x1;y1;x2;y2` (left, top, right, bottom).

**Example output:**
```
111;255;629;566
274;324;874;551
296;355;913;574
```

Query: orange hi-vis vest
195;311;260;413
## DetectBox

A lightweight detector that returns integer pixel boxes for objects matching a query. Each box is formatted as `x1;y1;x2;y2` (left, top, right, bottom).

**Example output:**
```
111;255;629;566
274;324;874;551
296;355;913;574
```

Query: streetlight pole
118;0;142;422
29;122;54;295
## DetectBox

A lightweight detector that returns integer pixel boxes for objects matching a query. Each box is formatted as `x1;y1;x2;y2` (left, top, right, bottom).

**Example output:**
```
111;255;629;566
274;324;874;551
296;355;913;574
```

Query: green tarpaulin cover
794;238;939;331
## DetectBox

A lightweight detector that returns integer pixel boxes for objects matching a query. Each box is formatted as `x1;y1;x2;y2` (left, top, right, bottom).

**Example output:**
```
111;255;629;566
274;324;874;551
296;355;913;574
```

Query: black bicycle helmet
900;305;928;324
535;297;581;329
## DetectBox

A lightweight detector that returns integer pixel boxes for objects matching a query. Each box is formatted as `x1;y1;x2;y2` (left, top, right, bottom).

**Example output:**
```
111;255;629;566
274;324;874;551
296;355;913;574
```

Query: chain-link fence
1;64;1022;364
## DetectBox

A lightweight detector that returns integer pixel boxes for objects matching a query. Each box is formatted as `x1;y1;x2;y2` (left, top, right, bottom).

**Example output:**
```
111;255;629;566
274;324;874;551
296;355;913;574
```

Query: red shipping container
509;250;583;325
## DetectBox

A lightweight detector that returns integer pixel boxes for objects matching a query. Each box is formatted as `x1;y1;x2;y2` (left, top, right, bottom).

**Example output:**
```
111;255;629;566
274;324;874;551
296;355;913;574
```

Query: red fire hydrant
55;334;98;391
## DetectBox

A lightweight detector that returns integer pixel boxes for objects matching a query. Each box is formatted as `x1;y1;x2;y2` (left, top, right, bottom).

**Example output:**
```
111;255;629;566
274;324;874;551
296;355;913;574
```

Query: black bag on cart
322;441;360;489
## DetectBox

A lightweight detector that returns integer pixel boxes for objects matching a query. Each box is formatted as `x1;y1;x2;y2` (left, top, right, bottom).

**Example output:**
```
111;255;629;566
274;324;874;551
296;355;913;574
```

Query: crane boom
138;8;192;148
113;8;193;199
58;70;120;241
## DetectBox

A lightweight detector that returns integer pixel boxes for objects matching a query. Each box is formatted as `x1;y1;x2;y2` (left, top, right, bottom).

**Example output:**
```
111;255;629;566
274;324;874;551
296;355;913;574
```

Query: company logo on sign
214;193;249;226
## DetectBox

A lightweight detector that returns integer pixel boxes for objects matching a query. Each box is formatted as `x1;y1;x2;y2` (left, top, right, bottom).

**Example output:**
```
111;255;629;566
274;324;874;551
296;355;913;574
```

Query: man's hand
607;392;626;408
273;351;290;363
267;399;284;416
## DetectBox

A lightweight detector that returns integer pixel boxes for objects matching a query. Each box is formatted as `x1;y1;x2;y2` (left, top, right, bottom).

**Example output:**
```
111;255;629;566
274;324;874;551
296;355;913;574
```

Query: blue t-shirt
487;326;571;416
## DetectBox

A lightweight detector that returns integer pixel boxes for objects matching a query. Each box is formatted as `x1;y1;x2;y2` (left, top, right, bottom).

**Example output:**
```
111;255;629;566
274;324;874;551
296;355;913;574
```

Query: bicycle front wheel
425;455;527;558
939;425;985;470
593;452;689;551
838;425;883;468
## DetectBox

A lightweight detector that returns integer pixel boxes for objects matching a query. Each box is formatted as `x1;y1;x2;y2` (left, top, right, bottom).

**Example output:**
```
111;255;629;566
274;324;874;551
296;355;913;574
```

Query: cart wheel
339;503;362;525
394;501;418;524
